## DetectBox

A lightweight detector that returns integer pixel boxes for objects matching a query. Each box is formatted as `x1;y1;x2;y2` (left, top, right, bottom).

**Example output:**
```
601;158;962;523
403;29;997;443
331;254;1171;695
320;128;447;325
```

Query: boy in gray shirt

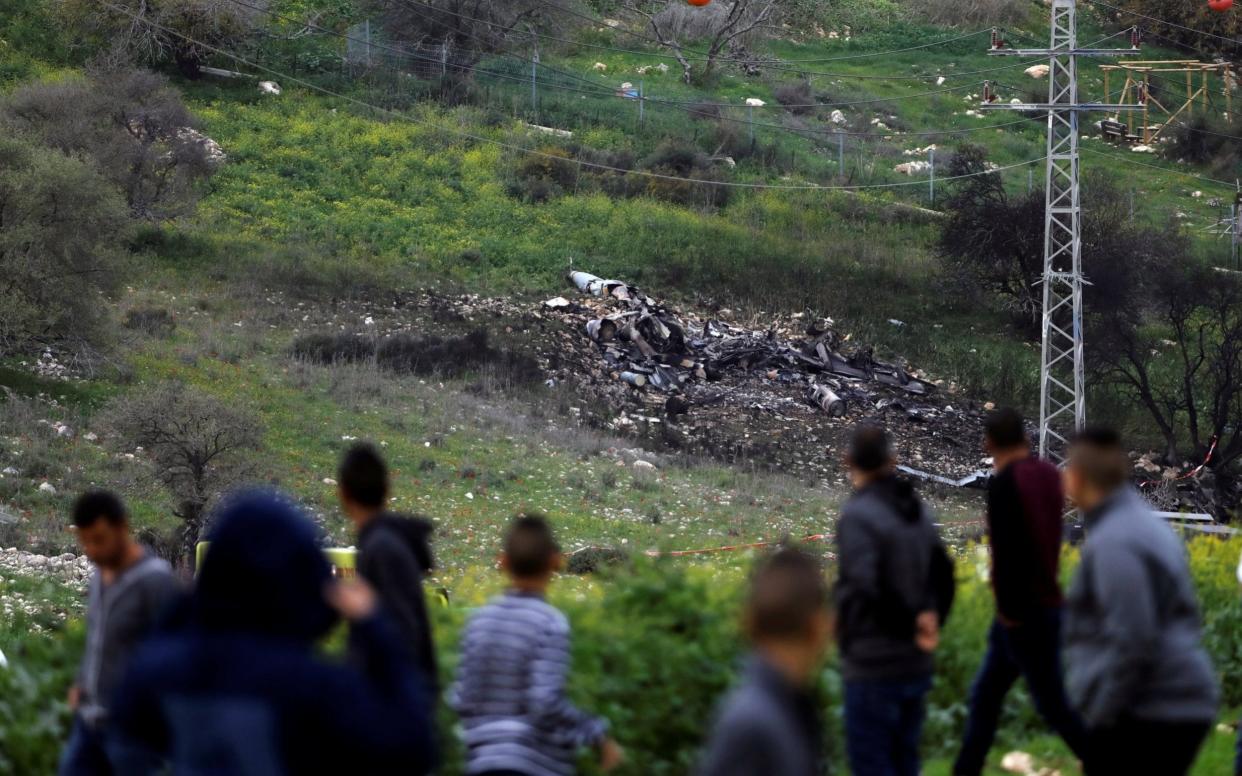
60;491;179;775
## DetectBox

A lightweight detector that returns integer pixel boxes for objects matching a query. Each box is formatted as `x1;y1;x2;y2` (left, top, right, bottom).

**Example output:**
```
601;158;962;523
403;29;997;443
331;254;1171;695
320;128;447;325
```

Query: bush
906;0;1031;27
122;307;176;338
1162;113;1242;178
291;328;542;385
775;81;815;116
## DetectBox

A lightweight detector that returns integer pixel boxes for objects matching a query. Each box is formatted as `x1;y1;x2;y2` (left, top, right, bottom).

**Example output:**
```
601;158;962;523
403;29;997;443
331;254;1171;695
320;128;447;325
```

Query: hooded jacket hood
195;490;337;642
363;513;435;572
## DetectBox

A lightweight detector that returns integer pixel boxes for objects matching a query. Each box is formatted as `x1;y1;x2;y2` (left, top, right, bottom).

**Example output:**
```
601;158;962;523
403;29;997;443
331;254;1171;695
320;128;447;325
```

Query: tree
60;0;269;79
2;68;220;221
939;145;1163;334
101;382;263;567
1091;258;1242;473
620;0;778;84
362;0;547;69
0;136;128;354
1104;0;1241;59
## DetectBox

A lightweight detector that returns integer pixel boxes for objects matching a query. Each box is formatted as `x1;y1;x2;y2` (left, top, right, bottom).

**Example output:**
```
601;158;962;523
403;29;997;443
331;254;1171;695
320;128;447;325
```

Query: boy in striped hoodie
451;514;623;776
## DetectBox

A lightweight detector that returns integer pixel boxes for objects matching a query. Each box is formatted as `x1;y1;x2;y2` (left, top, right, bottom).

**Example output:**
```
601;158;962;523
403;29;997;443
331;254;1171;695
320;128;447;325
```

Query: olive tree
102;382;263;567
0;137;128;354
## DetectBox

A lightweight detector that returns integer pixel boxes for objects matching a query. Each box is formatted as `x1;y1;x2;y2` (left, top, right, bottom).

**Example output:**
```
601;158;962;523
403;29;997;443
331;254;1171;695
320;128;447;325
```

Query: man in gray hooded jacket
1063;428;1219;776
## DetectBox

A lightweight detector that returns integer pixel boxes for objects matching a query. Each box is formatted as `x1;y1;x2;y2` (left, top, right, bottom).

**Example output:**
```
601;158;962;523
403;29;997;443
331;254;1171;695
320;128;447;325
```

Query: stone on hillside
38;482;56;494
258;80;282;96
1025;65;1050;79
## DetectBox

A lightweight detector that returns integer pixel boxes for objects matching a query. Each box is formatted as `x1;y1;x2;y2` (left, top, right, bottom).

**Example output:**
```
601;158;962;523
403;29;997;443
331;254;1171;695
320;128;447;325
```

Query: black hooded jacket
834;476;955;682
351;513;439;688
111;491;437;775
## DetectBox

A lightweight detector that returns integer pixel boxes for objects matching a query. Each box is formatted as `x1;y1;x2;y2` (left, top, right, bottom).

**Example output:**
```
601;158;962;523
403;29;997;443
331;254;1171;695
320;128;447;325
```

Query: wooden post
1142;72;1150;144
1187;68;1194;116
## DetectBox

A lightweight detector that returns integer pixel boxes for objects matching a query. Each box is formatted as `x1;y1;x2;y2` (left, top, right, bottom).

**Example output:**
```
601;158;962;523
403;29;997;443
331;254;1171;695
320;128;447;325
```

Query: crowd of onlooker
54;408;1241;776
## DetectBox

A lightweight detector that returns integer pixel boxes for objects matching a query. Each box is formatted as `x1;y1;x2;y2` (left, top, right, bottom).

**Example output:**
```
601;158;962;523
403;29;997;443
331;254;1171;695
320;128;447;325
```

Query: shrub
122;307;176;338
1162;113;1242;177
290;328;542;385
907;0;1031;27
775;81;815;116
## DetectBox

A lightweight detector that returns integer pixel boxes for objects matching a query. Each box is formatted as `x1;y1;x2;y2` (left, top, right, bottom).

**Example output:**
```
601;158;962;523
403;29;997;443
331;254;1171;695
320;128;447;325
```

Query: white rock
894;161;930;175
1191;190;1203;198
936;76;946;86
258;80;282;96
1010;97;1022;105
830;109;847;125
745;98;766;107
593;62;608;72
1132;144;1156;153
1025;65;1050;79
633;460;657;471
322;477;337;485
465;492;474;500
543;297;571;309
83;432;98;443
38;482;56;495
1;467;17;476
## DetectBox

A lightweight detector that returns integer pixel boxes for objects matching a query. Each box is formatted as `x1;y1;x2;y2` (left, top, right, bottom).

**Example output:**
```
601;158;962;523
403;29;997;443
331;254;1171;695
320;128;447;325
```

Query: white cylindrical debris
808;384;846;417
620;371;647;388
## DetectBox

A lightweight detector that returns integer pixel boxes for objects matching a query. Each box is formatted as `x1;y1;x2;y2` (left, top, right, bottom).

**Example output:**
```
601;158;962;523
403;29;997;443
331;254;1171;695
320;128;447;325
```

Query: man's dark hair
72;490;128;528
847;424;892;473
503;513;560;578
746;548;828;640
984;407;1027;450
338;443;389;509
1068;426;1128;492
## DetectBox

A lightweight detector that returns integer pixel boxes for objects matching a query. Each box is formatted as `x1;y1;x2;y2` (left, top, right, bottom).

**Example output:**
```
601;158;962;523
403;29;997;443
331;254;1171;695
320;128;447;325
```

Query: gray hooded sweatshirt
1064;487;1219;729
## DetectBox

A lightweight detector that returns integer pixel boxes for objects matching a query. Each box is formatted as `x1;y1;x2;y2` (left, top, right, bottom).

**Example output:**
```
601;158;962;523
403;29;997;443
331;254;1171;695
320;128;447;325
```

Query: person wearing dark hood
338;443;438;688
698;547;831;776
60;490;179;776
109;490;437;776
834;425;954;776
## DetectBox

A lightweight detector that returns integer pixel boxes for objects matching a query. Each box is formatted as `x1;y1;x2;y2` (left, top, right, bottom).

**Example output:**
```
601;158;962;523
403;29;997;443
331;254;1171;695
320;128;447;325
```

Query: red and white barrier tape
1139;437;1217;488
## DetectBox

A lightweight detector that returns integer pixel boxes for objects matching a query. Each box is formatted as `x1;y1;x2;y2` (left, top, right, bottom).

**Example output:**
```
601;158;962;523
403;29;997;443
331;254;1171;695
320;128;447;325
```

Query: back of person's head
847;424;892;474
195;489;336;641
1067;426;1128;495
984;407;1027;451
502;513;560;580
338;443;388;510
745;548;829;643
72;490;128;528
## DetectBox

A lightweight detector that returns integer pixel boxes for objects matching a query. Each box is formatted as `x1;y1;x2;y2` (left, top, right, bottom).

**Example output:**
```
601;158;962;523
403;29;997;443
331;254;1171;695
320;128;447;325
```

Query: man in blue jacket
110;490;437;775
1063;428;1219;776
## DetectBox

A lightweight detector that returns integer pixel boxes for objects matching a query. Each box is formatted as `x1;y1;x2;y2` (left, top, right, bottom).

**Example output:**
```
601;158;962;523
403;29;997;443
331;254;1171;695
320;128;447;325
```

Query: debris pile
533;270;990;482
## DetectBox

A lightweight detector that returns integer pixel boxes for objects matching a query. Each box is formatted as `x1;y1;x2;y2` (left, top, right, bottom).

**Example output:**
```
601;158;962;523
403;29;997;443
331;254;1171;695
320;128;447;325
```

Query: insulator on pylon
1130;26;1142;49
991;28;1004;50
983;81;993;103
1137;84;1147;105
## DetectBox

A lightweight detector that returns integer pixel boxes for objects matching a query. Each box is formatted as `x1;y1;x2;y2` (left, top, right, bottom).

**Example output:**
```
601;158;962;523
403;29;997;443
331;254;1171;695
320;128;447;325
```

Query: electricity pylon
982;2;1142;462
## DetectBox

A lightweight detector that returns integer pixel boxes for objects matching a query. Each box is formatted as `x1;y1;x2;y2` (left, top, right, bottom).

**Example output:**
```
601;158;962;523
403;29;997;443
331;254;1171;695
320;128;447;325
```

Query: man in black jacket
835;425;953;776
339;444;438;690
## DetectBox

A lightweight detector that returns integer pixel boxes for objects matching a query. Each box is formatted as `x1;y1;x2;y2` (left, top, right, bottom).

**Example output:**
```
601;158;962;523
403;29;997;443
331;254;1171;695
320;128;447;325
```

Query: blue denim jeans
844;673;932;776
954;609;1088;775
59;715;119;776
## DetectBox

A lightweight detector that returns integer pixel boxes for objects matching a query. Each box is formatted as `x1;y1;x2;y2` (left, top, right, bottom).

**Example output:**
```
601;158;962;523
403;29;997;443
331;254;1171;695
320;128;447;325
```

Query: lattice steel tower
983;1;1141;461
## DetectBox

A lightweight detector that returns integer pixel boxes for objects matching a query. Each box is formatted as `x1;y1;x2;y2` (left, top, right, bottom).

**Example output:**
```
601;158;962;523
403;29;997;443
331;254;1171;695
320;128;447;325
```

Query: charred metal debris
536;270;993;482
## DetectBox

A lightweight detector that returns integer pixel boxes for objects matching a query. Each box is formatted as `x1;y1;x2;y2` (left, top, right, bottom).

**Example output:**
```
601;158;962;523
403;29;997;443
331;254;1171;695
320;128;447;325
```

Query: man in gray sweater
1063;428;1219;776
60;490;179;775
698;548;831;776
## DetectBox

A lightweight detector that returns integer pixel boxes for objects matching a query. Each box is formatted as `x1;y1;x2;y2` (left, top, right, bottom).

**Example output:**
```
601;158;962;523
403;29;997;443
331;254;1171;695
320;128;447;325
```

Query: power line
1083;0;1242;47
395;0;1040;82
216;0;1043;139
100;0;1047;193
1080;145;1237;188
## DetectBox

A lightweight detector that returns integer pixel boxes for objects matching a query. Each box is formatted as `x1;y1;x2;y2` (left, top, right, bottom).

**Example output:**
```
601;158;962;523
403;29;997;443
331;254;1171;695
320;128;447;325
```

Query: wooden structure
1099;60;1235;144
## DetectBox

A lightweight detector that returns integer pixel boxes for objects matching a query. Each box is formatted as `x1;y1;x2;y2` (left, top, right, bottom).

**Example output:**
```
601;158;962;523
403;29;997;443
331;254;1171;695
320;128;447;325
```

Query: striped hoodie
450;591;608;776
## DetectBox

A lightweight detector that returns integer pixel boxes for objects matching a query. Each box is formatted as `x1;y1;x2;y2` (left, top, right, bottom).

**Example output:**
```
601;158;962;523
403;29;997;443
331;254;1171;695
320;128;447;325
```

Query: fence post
441;41;448;78
364;18;371;68
638;79;645;129
531;51;539;120
929;147;936;204
838;133;845;178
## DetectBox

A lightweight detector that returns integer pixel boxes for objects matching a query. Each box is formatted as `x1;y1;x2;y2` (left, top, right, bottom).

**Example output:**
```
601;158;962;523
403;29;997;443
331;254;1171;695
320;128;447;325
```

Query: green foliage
0;136;129;355
0;574;82;776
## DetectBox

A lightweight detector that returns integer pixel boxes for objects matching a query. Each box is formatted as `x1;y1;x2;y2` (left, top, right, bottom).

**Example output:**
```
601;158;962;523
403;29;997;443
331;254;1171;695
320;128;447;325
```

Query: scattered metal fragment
897;465;990;489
